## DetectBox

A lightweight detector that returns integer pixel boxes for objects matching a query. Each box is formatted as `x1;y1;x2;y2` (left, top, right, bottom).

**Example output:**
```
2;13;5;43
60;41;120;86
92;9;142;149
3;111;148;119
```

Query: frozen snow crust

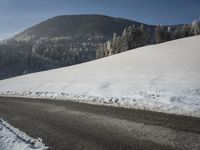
0;36;200;117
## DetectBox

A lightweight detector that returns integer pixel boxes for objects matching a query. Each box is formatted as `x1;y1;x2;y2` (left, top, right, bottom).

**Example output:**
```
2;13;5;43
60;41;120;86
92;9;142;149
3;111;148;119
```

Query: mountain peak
13;14;145;42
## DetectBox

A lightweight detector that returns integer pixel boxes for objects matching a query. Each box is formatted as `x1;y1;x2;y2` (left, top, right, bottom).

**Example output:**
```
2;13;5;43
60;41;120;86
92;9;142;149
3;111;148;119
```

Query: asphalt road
0;97;200;150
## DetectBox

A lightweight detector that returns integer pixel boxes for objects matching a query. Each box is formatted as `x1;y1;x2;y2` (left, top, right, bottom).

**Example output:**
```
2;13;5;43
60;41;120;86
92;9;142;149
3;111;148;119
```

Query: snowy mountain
0;36;200;117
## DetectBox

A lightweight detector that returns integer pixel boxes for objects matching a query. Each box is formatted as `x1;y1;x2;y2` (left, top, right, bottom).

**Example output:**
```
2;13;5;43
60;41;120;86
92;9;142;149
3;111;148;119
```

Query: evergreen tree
192;19;200;35
180;25;192;37
139;24;148;46
155;25;170;43
155;25;163;43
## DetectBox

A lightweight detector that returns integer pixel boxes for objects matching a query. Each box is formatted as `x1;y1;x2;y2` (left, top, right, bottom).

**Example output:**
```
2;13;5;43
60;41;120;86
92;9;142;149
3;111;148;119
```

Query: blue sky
0;0;200;40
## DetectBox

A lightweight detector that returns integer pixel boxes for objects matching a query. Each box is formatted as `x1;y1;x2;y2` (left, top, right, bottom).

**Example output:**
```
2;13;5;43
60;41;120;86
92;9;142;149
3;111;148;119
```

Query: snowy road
0;97;200;150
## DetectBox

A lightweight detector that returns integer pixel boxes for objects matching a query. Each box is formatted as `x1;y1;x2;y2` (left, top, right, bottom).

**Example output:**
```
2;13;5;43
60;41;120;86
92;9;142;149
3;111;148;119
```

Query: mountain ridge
13;14;152;42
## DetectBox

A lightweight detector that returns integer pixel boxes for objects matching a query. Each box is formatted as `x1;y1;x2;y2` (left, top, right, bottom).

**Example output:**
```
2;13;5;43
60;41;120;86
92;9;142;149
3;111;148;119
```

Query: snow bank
0;36;200;117
0;119;48;150
1;89;200;117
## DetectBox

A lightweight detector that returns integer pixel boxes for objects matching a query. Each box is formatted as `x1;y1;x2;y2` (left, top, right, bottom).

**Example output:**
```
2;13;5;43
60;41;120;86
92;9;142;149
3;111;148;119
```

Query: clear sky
0;0;200;40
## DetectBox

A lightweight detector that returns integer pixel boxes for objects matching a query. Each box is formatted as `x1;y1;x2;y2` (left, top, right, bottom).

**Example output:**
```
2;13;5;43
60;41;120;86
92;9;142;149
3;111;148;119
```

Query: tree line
96;24;149;58
155;20;200;43
96;19;200;58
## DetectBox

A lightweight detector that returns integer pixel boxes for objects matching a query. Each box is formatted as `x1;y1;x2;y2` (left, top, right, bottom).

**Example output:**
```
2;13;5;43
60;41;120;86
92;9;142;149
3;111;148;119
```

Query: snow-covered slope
0;36;200;117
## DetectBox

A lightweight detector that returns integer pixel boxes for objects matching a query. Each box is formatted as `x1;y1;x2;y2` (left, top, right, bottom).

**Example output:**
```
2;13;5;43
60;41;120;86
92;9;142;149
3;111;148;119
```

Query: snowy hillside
0;36;200;117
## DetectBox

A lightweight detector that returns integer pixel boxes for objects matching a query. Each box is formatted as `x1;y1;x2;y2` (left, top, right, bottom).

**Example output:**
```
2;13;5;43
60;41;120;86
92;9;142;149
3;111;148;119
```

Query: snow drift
0;36;200;117
0;119;48;150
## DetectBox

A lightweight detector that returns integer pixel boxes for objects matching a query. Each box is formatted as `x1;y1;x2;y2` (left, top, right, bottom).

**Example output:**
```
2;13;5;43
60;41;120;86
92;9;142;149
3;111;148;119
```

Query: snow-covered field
0;36;200;117
0;119;48;150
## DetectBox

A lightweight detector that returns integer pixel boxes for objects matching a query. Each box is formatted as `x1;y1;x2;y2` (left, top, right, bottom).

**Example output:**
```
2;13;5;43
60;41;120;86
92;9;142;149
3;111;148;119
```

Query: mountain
1;36;200;117
13;14;151;41
0;14;155;80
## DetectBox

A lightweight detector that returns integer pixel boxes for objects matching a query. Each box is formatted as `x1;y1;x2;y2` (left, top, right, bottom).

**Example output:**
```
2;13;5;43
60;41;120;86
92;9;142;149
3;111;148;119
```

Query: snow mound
0;36;200;117
0;119;48;150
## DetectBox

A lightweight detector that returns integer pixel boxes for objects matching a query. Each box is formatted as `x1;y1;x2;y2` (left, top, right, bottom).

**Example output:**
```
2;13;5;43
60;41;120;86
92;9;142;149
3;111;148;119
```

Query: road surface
0;97;200;150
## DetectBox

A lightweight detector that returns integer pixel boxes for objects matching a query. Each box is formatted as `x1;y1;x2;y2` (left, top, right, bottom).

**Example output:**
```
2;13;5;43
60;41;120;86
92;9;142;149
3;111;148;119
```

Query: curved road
0;97;200;150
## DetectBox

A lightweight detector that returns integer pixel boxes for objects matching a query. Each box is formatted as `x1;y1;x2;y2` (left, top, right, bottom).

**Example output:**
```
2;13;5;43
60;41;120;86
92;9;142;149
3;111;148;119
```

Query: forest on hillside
0;19;199;79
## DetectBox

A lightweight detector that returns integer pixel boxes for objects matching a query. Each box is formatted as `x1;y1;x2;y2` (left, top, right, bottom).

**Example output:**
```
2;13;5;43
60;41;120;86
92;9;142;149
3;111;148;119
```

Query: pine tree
155;25;170;43
155;25;162;44
138;24;148;47
192;19;200;35
180;25;192;37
